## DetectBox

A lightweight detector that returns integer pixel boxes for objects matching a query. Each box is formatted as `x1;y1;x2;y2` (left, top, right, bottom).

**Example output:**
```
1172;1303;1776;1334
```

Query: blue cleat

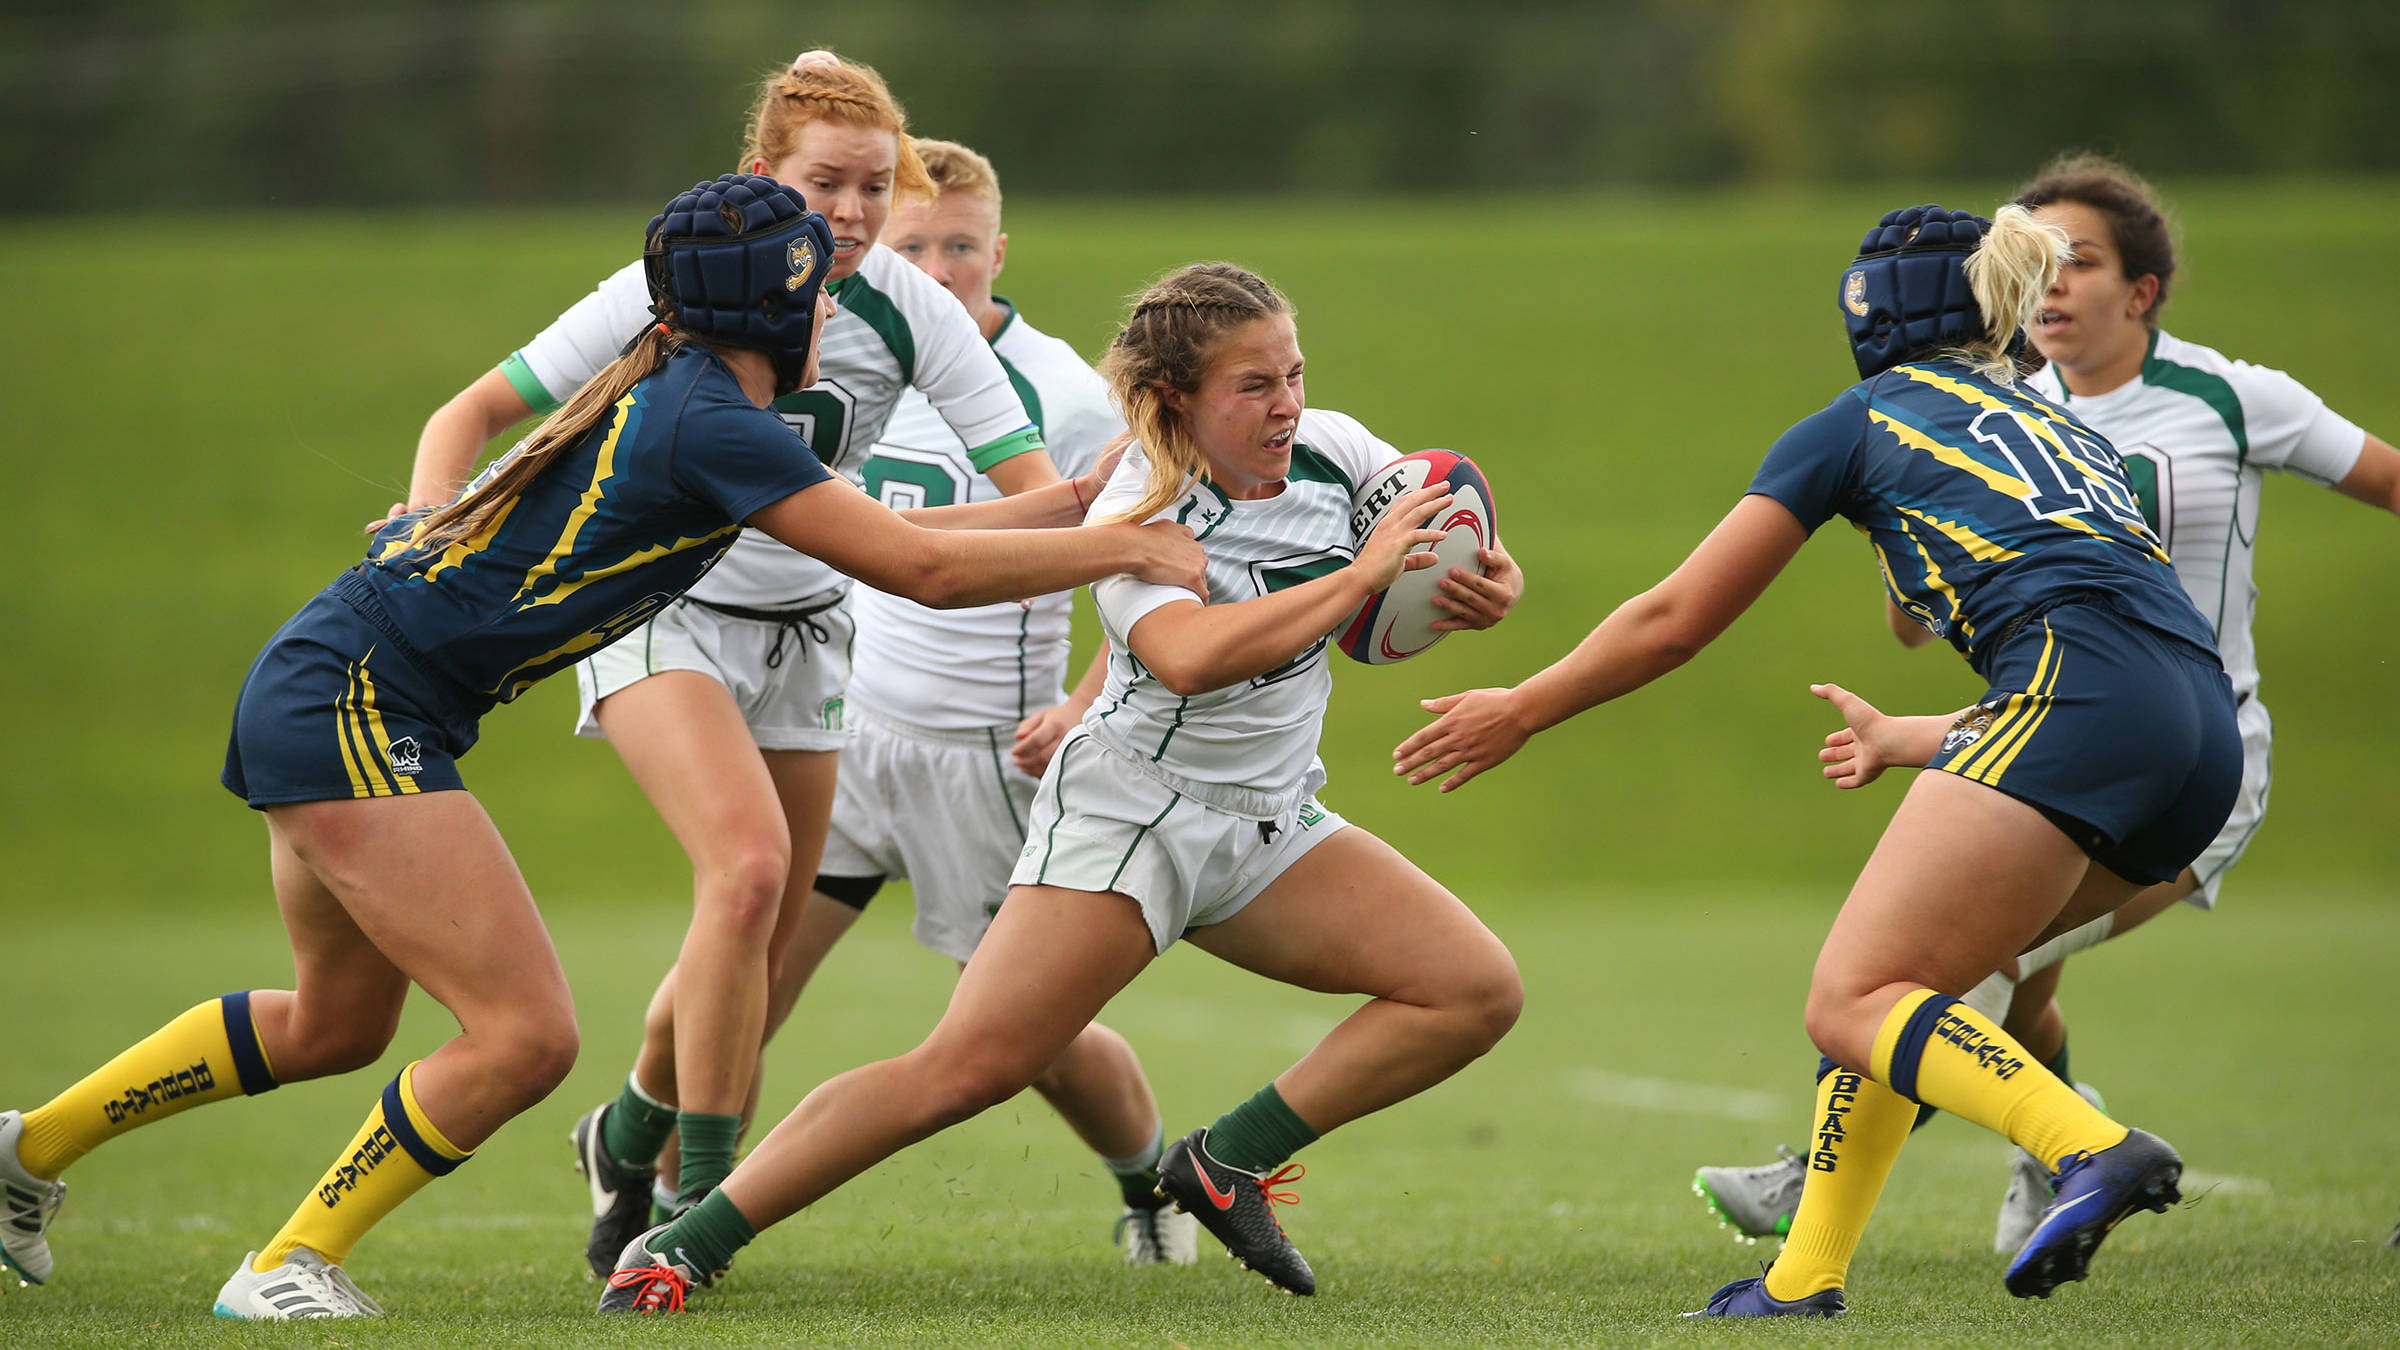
2004;1127;2181;1299
1681;1271;1846;1318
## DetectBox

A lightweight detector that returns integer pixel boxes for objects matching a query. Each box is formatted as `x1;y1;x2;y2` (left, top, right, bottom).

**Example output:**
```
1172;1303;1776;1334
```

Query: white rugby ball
1337;450;1498;665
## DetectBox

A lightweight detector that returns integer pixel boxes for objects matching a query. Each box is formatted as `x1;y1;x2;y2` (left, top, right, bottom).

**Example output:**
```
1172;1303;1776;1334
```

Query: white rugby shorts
1009;729;1347;954
575;592;854;751
818;707;1041;962
2188;695;2272;909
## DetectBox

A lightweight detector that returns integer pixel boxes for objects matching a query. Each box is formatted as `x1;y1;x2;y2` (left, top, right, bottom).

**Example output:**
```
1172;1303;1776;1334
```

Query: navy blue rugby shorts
1925;603;2240;885
222;589;479;808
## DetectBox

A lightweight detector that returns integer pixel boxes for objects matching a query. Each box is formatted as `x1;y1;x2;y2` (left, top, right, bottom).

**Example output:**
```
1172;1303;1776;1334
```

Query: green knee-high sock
674;1111;741;1206
1206;1085;1318;1175
646;1187;755;1280
600;1073;675;1176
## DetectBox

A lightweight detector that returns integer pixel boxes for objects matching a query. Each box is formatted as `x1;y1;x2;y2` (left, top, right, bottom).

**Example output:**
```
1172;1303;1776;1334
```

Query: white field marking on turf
2180;1170;2272;1198
1566;1069;1790;1122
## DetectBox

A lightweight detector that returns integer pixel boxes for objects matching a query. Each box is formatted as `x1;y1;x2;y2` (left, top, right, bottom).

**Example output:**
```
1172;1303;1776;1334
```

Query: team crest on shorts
386;736;425;775
1843;269;1869;317
1939;702;2002;754
786;237;818;291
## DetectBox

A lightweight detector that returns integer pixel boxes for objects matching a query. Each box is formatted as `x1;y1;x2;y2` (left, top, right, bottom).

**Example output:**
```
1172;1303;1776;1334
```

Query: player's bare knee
697;846;792;940
1801;990;1874;1071
914;1044;1040;1127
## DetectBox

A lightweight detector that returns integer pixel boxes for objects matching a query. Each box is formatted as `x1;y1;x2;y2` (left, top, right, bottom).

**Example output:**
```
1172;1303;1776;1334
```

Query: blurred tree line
4;0;2395;210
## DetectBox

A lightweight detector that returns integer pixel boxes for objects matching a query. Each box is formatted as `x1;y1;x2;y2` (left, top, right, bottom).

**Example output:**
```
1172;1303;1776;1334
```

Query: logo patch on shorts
386;736;424;775
1297;801;1325;829
821;696;845;731
1939;701;2002;754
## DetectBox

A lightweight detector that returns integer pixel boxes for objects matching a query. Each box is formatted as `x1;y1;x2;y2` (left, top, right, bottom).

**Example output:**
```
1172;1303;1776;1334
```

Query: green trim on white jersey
496;244;1031;608
847;304;1125;732
2028;329;2366;702
1082;407;1403;818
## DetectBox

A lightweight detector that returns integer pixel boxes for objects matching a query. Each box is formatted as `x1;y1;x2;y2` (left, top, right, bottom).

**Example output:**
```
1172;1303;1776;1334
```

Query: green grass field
3;182;2397;1343
6;889;2396;1346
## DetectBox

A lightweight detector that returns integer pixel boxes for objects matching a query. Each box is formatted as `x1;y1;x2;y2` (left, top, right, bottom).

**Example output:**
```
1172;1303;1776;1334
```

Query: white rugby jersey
1082;408;1401;818
848;302;1126;730
498;244;1035;607
2026;330;2365;701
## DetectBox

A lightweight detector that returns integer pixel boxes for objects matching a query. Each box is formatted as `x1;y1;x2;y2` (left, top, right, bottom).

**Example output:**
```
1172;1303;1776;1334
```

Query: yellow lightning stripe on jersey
489;629;622;703
379;495;523;583
1870;407;2121;549
511;525;740;614
1895;367;2167;559
1952;622;2062;783
1886;516;1967;635
513;394;637;608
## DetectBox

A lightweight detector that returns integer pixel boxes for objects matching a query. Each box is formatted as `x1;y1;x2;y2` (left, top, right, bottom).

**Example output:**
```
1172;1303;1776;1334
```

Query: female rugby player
797;138;1195;1263
1692;155;2400;1255
405;52;1070;1276
1398;205;2238;1314
595;262;1526;1313
0;176;1201;1318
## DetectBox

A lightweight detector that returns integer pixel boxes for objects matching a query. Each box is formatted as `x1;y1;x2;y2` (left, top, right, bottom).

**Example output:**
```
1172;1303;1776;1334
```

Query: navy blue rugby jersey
1749;358;2218;675
357;345;834;706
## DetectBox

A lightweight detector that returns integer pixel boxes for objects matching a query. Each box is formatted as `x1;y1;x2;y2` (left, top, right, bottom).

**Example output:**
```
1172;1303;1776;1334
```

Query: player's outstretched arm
897;445;1124;531
1127;484;1454;697
2333;433;2400;516
750;477;1203;609
1395;494;1807;792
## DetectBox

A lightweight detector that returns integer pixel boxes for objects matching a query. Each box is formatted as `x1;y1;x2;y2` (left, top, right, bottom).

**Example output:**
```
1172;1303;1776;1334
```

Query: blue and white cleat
2004;1127;2181;1299
1682;1271;1846;1318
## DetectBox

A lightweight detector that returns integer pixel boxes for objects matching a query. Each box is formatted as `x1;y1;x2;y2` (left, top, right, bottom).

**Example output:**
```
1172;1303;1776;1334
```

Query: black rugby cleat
1156;1127;1315;1295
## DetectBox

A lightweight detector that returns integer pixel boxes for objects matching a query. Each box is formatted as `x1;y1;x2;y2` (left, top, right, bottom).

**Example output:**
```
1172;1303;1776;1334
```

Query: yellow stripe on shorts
1960;621;2064;785
1952;623;2056;781
355;663;419;794
341;660;396;797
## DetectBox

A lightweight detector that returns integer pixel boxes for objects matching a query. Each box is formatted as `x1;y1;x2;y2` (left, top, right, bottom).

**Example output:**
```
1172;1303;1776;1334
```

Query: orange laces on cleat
1259;1163;1305;1209
607;1261;691;1313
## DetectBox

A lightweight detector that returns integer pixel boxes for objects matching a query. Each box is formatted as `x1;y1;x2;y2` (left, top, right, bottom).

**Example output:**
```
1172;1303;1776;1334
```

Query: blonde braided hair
1097;263;1295;524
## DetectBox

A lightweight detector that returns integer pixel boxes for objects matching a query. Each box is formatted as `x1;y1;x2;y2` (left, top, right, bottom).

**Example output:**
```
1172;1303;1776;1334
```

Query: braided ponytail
1097;264;1295;524
740;49;933;202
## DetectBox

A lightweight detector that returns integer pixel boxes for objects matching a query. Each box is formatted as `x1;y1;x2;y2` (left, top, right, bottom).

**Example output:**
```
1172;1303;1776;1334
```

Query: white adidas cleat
0;1110;67;1287
1116;1202;1200;1266
213;1247;384;1319
1995;1081;2106;1254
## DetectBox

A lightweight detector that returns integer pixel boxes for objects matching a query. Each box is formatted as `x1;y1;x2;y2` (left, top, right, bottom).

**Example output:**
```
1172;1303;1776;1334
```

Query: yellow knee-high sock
16;993;280;1178
1871;989;2125;1170
254;1061;470;1270
1764;1062;1915;1301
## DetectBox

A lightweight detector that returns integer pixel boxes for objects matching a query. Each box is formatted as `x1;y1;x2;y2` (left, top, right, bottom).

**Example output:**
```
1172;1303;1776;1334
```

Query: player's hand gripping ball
1338;450;1498;664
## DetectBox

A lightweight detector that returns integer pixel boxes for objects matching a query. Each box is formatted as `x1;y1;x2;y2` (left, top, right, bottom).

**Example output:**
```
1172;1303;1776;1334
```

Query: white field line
1566;1068;1791;1122
2179;1169;2272;1198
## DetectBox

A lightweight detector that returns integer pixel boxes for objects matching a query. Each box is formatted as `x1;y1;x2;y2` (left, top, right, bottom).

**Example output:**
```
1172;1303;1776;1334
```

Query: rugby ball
1336;450;1498;664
